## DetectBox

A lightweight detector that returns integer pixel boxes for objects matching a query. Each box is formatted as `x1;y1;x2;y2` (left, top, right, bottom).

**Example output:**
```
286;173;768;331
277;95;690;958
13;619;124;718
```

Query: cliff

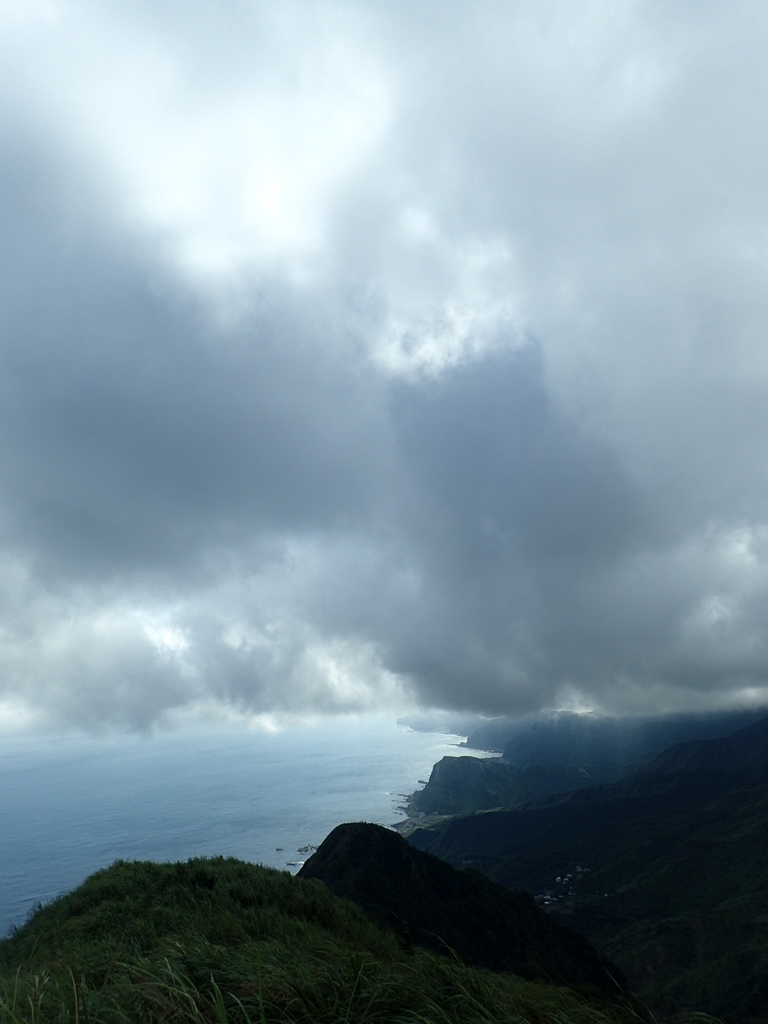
412;756;626;815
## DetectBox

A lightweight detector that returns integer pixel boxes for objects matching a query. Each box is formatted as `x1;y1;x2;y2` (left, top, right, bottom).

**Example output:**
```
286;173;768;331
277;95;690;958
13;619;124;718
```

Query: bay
0;716;483;937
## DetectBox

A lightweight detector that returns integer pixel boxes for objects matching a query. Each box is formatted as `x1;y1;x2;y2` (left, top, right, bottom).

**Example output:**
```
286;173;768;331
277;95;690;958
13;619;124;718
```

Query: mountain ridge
409;713;768;1022
0;854;648;1024
298;821;634;1005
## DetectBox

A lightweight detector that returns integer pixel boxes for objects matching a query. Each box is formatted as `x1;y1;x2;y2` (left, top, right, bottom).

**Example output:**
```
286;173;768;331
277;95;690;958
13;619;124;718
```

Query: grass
0;857;654;1024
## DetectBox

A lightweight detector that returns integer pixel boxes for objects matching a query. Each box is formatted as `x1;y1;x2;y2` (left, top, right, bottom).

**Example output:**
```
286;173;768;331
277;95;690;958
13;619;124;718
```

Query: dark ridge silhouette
298;822;632;1003
645;711;768;779
463;707;768;764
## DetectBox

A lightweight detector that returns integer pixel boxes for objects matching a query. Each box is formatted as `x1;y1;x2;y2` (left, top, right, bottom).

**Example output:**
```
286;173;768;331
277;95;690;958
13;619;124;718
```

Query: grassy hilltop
0;856;647;1024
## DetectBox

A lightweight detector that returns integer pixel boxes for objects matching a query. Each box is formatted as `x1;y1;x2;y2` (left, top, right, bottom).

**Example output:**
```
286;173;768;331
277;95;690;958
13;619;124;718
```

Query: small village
534;866;591;911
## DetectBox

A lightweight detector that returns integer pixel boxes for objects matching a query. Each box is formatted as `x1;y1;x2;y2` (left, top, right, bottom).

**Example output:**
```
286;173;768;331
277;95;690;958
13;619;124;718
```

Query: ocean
0;716;485;937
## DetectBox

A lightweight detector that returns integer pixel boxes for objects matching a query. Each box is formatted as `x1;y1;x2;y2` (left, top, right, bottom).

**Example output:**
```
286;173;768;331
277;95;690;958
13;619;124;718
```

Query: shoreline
391;790;455;839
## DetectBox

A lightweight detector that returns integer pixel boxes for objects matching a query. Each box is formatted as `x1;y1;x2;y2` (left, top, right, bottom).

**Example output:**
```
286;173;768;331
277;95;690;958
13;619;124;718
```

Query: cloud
1;1;768;731
0;0;391;287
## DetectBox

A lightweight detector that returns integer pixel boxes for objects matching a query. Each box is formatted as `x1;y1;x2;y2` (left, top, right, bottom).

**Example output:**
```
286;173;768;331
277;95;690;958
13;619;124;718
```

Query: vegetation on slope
299;822;630;1002
409;715;768;1023
0;855;647;1024
411;757;627;816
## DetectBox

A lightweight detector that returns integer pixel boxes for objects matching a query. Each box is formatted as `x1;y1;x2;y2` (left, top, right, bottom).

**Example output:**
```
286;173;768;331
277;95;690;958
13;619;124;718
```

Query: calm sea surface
0;717;486;937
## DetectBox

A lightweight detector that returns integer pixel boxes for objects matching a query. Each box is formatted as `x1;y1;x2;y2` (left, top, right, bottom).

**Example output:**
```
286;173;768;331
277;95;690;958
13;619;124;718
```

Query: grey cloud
392;345;644;562
2;3;768;730
0;143;394;585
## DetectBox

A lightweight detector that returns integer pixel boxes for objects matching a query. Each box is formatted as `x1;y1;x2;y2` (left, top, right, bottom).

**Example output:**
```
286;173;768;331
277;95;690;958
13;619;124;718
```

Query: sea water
0;716;489;937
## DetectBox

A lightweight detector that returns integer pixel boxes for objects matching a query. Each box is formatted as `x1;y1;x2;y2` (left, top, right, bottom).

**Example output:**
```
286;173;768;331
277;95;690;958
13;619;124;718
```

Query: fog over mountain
2;2;768;732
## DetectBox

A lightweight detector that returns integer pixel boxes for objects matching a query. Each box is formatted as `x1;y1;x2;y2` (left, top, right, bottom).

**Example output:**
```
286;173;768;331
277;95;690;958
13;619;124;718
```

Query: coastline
391;790;454;839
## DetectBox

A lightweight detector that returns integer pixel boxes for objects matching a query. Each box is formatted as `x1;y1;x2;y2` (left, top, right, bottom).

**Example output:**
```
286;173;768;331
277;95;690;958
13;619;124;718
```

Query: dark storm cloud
374;346;648;712
1;2;768;730
393;345;642;562
0;145;391;582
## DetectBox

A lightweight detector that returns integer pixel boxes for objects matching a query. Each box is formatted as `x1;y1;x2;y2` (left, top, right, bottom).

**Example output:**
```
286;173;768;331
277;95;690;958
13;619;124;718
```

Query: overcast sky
1;0;768;733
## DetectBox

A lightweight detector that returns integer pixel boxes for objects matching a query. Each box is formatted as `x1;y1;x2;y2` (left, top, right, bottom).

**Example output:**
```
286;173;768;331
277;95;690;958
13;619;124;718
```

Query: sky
1;0;768;733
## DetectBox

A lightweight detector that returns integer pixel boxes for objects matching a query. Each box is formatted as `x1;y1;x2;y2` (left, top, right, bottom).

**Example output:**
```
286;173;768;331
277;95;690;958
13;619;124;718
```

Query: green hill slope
0;856;646;1024
411;756;628;815
299;822;631;1000
409;715;768;1023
